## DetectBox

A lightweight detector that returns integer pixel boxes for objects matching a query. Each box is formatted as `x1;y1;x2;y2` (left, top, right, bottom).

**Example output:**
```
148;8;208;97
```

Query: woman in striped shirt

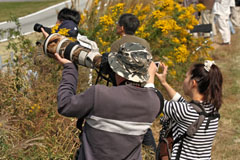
148;60;223;160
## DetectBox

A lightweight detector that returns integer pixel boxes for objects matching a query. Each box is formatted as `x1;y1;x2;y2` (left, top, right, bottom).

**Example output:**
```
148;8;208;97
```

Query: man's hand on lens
55;53;72;65
41;27;49;38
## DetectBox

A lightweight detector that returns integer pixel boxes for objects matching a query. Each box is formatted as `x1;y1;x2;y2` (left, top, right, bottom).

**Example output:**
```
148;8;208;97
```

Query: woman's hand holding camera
156;63;168;86
147;61;168;85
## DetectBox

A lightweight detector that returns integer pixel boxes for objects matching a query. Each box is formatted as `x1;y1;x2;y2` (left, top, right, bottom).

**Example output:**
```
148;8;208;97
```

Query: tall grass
0;0;66;22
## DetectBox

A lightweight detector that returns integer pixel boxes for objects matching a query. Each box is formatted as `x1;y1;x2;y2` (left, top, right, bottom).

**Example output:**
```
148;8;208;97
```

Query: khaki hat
108;42;152;83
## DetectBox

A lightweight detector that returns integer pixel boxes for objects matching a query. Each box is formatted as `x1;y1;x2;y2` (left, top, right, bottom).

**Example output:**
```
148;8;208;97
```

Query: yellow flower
188;5;196;15
68;37;77;42
174;45;189;63
153;19;180;34
196;3;206;11
138;15;147;21
58;28;70;36
159;113;164;117
136;24;150;38
126;8;132;13
133;3;143;15
0;122;2;127
94;0;99;5
172;37;180;44
158;39;164;45
51;24;60;33
166;59;174;66
139;24;145;32
180;30;189;37
186;24;194;30
152;10;166;19
175;3;183;12
142;5;151;13
153;0;160;6
110;3;124;17
106;47;111;52
99;15;114;26
169;69;176;76
180;37;187;43
98;37;110;47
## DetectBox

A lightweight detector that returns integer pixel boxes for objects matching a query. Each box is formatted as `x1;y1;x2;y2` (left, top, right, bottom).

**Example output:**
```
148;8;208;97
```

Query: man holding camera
34;8;80;39
111;13;151;53
55;42;161;160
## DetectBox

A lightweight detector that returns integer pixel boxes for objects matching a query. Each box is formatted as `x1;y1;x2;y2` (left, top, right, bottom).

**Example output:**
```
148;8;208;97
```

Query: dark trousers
142;128;156;151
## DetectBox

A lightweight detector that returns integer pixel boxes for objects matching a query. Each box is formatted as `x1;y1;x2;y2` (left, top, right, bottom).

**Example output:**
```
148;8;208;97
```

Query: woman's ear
191;79;198;88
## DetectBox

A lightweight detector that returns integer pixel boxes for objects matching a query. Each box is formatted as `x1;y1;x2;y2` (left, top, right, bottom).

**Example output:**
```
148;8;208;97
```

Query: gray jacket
57;63;161;160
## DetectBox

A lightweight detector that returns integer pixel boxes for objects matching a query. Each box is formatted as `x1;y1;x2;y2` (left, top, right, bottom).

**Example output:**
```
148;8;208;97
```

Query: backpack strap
190;101;220;131
173;101;220;160
154;89;164;117
174;133;187;160
186;102;206;136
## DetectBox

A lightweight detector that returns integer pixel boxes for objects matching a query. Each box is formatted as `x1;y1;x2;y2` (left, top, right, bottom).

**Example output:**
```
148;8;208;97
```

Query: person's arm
147;62;186;102
55;53;94;118
155;63;177;99
147;62;177;99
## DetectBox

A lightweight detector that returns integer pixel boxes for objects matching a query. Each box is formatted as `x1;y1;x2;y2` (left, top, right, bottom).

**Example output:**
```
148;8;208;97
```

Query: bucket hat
108;42;152;83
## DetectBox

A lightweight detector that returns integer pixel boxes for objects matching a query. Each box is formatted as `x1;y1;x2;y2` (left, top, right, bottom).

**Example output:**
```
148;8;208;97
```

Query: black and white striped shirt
164;93;219;160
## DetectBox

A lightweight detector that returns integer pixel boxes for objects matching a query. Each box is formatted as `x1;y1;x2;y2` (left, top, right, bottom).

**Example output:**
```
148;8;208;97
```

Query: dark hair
58;8;80;25
118;13;140;35
190;63;223;111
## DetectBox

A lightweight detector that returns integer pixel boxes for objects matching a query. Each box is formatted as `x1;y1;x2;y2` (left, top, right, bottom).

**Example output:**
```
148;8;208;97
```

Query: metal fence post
0;55;2;70
9;52;14;69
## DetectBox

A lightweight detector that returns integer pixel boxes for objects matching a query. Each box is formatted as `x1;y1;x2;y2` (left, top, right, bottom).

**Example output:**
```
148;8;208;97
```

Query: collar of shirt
144;83;155;88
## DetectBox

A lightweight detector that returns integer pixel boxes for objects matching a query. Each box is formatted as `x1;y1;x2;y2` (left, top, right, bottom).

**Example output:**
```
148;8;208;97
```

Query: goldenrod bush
79;0;213;81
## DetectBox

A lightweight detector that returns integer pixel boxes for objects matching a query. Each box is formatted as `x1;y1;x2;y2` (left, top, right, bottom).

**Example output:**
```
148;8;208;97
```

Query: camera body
33;23;52;35
33;23;44;32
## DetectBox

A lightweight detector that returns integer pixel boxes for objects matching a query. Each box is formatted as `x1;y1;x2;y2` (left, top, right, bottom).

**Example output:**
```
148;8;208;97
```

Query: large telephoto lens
43;33;102;68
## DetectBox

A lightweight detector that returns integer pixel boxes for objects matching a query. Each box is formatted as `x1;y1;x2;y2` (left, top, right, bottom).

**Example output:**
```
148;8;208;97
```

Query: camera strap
154;89;164;117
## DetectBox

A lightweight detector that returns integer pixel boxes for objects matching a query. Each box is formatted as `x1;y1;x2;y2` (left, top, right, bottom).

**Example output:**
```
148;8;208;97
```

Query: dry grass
210;30;240;160
0;41;91;158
